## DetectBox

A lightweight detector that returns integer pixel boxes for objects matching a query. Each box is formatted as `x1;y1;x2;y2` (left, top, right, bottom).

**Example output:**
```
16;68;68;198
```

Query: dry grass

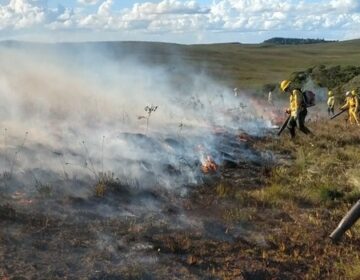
253;118;360;207
94;171;123;197
214;116;360;279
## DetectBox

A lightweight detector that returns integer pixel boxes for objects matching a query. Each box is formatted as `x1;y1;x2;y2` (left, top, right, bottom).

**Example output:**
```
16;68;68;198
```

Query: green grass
3;39;360;89
214;117;360;279
254;119;360;207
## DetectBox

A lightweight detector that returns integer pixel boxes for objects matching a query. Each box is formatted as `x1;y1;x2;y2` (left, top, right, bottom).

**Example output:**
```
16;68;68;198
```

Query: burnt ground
1;130;360;280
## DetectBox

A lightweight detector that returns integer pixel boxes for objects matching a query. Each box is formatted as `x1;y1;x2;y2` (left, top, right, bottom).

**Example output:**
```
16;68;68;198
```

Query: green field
96;39;360;88
188;40;360;88
4;39;360;89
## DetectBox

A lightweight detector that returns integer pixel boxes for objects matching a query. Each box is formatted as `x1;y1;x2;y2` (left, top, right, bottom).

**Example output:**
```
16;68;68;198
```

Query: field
1;40;360;279
4;39;360;89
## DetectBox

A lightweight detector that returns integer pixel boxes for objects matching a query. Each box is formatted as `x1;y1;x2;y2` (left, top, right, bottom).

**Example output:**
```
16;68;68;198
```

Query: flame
11;191;33;205
238;133;253;142
201;155;218;173
1;275;10;280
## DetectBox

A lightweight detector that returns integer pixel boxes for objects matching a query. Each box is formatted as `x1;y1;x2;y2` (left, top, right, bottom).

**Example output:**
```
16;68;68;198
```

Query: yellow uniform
289;89;302;117
341;95;359;125
327;95;335;116
287;89;311;137
280;80;311;138
327;96;335;107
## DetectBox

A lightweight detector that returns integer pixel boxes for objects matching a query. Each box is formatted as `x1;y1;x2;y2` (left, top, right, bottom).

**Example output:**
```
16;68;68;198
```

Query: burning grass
1;114;360;279
1;45;359;279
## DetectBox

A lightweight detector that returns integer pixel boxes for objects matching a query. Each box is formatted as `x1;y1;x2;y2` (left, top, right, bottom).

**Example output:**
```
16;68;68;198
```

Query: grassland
3;39;360;89
108;39;360;88
182;39;360;88
209;117;360;279
2;39;360;279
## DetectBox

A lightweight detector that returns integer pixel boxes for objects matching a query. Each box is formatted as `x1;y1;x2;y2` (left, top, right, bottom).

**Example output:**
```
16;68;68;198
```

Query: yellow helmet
280;80;291;92
351;90;357;96
328;90;333;97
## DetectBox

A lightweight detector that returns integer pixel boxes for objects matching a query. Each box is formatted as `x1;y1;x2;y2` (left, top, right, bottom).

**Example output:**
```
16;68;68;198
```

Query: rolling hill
2;39;360;89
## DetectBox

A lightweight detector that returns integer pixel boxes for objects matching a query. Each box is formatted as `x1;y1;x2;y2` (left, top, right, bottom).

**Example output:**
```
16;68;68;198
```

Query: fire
201;155;218;173
238;134;251;142
11;191;33;205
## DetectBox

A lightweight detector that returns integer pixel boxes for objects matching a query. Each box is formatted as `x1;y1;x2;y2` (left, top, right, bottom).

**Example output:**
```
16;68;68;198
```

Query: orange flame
11;191;33;205
201;155;218;173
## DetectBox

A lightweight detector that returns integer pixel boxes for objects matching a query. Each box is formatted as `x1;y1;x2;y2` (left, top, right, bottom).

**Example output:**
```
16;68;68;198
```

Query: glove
285;109;291;114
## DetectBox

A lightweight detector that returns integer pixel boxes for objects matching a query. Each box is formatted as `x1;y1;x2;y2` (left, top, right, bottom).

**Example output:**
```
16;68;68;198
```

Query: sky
0;0;359;43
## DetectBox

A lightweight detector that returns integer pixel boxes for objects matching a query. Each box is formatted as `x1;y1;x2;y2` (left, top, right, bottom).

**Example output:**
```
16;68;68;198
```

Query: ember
11;192;33;205
201;156;218;173
238;133;253;142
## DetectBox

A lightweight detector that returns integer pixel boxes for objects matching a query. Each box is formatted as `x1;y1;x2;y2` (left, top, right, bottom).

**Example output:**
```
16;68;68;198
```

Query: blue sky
0;0;359;43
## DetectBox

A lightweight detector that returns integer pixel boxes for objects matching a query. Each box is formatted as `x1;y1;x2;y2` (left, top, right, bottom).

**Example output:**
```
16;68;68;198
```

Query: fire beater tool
277;115;291;136
330;109;347;120
330;199;360;242
277;104;315;136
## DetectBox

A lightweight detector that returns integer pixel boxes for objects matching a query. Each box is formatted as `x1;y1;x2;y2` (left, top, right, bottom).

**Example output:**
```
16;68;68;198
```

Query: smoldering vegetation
0;43;279;279
0;43;273;199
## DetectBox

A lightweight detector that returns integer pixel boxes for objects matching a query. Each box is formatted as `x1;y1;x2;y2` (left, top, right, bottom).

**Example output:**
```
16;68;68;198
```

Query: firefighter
343;91;351;125
327;90;335;116
268;91;273;104
341;90;359;126
233;88;239;97
280;80;312;138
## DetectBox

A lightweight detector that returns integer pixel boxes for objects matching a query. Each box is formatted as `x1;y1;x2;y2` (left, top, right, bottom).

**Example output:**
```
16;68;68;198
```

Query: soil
0;132;358;280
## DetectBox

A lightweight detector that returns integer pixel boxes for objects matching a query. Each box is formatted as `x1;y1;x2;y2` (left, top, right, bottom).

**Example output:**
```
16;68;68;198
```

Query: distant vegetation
289;65;360;96
263;37;337;45
1;39;360;90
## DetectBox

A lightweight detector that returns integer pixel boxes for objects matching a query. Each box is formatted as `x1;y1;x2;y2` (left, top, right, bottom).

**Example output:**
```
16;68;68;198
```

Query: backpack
302;90;316;107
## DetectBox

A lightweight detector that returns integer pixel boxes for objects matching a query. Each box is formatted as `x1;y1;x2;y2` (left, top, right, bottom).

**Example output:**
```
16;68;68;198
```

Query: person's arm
340;98;349;110
355;96;359;111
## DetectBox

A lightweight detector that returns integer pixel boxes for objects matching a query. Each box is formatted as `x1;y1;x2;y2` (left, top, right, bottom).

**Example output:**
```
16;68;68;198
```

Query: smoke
302;77;328;102
0;43;271;200
0;43;279;277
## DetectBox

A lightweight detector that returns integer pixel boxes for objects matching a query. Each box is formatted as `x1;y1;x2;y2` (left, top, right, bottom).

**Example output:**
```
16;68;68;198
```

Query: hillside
2;39;360;89
263;37;337;45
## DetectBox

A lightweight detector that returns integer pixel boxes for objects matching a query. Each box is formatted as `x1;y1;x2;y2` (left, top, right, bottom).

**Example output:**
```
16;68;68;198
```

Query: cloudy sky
0;0;360;43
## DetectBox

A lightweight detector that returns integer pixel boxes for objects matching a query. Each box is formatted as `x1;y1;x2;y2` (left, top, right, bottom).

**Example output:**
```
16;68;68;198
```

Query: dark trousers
328;106;334;116
287;109;311;138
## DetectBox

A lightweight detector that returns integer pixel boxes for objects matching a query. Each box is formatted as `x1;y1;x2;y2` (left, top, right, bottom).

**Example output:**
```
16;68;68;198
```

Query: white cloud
330;0;360;13
0;0;360;42
0;0;45;30
98;0;113;16
129;0;209;15
77;0;99;5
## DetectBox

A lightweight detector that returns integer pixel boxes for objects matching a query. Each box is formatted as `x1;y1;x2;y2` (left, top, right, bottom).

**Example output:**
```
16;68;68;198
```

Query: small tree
141;105;158;133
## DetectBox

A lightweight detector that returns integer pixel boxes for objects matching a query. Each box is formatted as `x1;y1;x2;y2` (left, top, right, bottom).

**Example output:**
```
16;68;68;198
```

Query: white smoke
0;43;270;198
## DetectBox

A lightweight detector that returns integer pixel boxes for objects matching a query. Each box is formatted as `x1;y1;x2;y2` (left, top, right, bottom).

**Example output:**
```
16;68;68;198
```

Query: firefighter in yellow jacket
280;80;312;138
341;90;359;126
327;90;335;117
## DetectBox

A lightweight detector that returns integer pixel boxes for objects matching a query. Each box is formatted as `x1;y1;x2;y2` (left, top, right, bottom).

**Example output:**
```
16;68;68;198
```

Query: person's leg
345;112;350;127
298;110;312;135
351;109;360;125
287;117;296;138
349;109;355;125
